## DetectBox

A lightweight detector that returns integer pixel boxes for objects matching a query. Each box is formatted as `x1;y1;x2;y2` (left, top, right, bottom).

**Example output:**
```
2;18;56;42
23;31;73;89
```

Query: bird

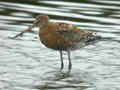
13;15;101;72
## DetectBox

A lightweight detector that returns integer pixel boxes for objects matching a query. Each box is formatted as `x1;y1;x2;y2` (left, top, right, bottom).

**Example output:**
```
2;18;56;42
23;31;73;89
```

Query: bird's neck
39;22;49;29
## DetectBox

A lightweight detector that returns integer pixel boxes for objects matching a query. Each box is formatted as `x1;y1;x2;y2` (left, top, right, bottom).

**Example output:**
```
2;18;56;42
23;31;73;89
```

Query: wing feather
53;22;95;43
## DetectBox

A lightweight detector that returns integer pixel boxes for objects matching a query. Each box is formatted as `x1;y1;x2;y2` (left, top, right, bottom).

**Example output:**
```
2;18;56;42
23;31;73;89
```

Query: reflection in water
34;71;92;90
35;72;72;89
0;0;120;90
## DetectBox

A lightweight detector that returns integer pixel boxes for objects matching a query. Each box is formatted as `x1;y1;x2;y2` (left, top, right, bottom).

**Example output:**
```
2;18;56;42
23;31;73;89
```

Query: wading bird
13;15;101;72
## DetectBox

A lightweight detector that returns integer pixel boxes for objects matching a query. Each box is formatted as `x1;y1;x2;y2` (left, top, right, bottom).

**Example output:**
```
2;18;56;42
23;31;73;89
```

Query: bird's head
33;15;49;28
12;15;49;38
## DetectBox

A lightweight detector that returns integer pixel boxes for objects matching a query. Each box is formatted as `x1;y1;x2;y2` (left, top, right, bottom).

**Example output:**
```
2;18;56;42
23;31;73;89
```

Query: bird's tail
93;35;102;40
86;34;102;45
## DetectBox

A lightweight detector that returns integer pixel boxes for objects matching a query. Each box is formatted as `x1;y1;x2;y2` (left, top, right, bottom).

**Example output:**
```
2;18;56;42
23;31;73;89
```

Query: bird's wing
53;22;95;42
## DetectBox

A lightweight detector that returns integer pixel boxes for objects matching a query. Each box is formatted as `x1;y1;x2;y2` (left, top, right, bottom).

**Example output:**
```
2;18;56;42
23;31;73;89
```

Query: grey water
0;0;120;90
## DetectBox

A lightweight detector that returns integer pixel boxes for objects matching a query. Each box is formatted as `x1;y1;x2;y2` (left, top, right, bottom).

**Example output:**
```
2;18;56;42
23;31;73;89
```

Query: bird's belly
39;33;76;50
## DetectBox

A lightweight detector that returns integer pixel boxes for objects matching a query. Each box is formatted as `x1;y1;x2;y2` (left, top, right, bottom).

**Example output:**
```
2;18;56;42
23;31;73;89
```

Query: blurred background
0;0;120;90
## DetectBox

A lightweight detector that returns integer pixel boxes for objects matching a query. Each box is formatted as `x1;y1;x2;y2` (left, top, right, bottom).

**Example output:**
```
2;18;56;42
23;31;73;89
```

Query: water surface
0;0;120;90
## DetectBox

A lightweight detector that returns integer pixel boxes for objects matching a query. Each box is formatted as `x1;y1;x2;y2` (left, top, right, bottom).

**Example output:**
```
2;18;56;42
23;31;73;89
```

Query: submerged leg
67;49;72;72
59;50;64;71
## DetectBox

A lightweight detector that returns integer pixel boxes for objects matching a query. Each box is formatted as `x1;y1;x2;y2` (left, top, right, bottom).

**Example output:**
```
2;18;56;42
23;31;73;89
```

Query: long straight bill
12;24;35;38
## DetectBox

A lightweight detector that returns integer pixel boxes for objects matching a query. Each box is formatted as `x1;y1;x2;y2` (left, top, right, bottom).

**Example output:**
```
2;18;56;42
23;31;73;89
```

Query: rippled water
0;0;120;90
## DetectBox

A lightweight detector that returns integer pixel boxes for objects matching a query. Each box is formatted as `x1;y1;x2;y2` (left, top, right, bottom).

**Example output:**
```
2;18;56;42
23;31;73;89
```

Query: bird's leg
67;49;72;72
59;50;64;71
